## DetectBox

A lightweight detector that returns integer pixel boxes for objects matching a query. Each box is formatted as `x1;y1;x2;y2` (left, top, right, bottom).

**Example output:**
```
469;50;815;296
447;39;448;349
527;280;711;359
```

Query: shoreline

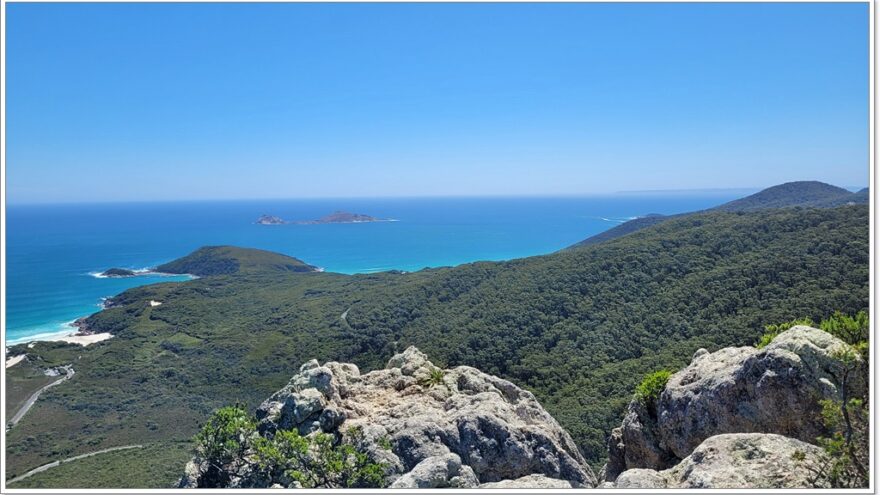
8;269;197;347
7;322;114;347
89;269;198;280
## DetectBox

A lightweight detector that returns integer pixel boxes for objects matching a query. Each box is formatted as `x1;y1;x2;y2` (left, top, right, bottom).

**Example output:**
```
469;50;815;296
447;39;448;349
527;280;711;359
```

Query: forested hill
6;204;869;486
155;245;318;276
572;181;868;247
714;181;863;211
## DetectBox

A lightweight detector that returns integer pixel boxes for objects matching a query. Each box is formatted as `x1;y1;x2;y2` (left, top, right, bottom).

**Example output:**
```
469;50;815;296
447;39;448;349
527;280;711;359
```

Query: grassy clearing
10;441;192;488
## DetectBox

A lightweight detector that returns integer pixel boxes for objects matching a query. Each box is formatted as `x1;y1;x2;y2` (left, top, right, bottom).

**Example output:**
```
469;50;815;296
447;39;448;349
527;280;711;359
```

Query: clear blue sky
6;3;869;203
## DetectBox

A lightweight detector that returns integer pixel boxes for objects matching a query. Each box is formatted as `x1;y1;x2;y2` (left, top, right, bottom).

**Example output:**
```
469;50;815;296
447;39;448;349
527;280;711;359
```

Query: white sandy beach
6;354;26;368
10;330;115;347
52;332;114;346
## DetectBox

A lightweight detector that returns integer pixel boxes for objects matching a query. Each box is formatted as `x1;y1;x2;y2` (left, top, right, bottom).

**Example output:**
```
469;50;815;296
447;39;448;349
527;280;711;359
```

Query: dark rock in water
101;268;137;277
70;318;95;335
255;214;287;225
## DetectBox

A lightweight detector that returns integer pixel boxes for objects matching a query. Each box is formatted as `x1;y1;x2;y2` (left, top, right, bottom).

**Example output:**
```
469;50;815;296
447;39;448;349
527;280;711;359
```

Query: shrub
253;429;388;488
634;370;671;410
193;404;256;486
376;435;393;451
418;368;445;388
819;310;868;347
196;405;388;488
756;317;815;348
794;326;870;488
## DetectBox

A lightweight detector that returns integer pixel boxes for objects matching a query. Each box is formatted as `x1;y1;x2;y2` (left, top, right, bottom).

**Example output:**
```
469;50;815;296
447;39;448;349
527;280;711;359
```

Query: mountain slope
571;181;868;247
714;181;859;211
6;205;869;486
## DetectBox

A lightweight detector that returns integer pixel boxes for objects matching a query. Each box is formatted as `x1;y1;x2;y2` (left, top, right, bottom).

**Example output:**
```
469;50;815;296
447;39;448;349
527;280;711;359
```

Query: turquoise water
6;195;740;343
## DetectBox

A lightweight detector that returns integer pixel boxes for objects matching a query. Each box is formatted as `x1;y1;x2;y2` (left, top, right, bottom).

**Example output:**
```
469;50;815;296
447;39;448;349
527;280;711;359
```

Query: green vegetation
715;181;862;212
810;395;869;488
193;405;255;486
9;442;191;488
572;214;671;247
376;435;393;451
795;325;869;488
5;204;869;485
5;360;57;419
755;317;815;348
418;369;445;388
812;314;869;488
792;312;869;488
634;370;671;411
156;245;316;276
101;268;137;277
757;311;869;350
819;310;869;348
573;181;867;247
194;407;387;488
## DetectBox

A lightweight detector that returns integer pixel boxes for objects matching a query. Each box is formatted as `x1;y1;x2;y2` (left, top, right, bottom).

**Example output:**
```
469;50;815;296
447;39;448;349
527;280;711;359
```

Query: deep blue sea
6;194;743;344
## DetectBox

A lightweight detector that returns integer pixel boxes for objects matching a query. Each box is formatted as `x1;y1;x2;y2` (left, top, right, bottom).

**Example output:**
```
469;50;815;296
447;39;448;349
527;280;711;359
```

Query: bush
794;314;870;489
418;369;445;388
193;404;256;486
819;310;868;347
756;317;814;348
253;427;388;488
196;406;388;488
634;370;671;411
796;349;869;488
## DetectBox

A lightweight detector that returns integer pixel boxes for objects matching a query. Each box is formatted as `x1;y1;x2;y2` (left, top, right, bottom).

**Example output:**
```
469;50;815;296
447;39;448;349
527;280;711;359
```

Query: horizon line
6;189;761;207
5;182;868;207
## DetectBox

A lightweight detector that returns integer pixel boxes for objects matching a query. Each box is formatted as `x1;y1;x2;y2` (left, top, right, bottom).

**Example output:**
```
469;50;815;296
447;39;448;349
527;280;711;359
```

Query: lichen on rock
602;325;863;488
181;346;596;488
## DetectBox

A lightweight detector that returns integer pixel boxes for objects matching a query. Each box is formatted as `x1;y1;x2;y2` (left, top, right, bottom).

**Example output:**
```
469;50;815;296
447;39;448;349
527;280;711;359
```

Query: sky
6;3;870;203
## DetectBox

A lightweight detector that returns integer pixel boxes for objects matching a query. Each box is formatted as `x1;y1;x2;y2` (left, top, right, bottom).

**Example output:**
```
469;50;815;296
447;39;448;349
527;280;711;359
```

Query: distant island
255;214;287;225
256;210;389;225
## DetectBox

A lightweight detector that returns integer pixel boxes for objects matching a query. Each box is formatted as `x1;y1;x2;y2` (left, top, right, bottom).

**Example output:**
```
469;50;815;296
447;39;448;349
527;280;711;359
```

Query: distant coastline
615;187;761;196
7;194;743;344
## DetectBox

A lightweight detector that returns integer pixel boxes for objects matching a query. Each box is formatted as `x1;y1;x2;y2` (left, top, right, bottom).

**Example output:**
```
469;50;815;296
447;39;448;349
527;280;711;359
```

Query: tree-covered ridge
569;214;672;247
571;181;868;247
714;181;864;211
5;205;869;485
155;245;318;276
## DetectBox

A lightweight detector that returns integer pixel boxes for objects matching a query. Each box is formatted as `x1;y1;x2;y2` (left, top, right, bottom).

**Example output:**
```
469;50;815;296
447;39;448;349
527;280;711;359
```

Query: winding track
7;366;74;430
7;444;144;485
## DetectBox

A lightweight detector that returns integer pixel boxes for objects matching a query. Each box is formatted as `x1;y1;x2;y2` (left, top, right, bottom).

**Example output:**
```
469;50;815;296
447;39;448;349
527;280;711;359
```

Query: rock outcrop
603;326;861;488
256;214;287;225
181;346;596;488
613;433;824;489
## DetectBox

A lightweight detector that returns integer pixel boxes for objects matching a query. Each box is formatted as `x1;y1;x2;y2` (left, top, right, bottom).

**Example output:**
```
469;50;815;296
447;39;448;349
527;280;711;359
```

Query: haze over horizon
7;3;869;204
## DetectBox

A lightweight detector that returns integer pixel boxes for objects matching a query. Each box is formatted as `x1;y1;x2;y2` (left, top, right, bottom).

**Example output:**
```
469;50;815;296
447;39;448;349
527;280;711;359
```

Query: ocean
6;194;743;344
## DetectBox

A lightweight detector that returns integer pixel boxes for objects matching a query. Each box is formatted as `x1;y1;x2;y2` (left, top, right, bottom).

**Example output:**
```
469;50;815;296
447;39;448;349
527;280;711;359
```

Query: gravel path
7;444;144;485
7;366;74;430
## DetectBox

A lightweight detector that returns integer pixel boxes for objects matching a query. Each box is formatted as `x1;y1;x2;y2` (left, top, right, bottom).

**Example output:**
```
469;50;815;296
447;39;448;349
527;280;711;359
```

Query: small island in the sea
256;211;389;225
100;268;138;278
304;211;385;224
255;214;287;225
